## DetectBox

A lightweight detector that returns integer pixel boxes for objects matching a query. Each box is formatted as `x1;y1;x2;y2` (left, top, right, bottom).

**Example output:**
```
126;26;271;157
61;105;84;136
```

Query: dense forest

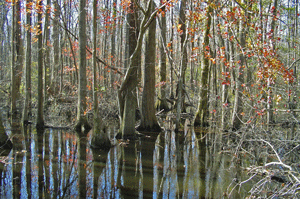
0;0;300;197
1;0;299;136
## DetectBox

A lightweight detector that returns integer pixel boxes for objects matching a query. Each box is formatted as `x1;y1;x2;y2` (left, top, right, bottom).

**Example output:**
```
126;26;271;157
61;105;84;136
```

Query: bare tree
137;1;161;132
74;0;91;133
90;0;111;149
11;0;23;121
193;4;213;127
23;0;32;125
156;4;169;112
36;0;45;130
118;0;167;139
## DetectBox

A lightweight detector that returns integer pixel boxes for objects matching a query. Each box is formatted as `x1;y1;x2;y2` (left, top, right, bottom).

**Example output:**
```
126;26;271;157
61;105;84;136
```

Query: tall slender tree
193;4;213;127
90;0;111;149
36;0;45;130
51;0;60;95
175;0;187;131
137;1;161;132
43;0;51;101
231;0;248;130
11;0;23;122
23;0;32;125
74;0;91;133
156;5;169;112
266;0;278;124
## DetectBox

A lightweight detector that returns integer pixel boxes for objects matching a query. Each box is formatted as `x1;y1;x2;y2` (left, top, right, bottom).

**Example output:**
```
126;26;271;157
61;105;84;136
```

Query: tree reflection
0;126;258;198
182;129;202;198
11;121;24;198
161;130;179;198
78;134;87;198
92;146;108;199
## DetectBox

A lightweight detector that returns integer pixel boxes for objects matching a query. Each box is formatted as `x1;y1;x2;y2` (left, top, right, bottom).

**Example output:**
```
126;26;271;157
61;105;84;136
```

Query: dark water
0;126;253;198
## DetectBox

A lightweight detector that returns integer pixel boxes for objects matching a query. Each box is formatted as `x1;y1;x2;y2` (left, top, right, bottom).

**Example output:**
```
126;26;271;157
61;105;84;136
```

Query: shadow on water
0;125;256;198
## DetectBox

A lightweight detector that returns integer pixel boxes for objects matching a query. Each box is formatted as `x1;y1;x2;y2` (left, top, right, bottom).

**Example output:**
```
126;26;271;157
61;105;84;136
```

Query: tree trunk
50;0;60;95
267;0;278;125
43;0;51;101
175;0;188;131
218;17;229;131
36;0;44;130
137;1;161;132
178;0;188;113
23;0;32;125
90;0;111;149
231;0;248;130
169;6;174;99
117;0;162;139
11;0;23;121
74;0;91;133
110;0;117;93
156;6;169;112
193;5;213;127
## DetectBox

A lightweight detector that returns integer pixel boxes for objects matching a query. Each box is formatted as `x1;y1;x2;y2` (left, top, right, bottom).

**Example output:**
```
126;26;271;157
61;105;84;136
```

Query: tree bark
218;17;229;131
117;0;165;139
117;0;139;139
175;0;188;131
137;1;161;132
90;0;111;149
156;6;169;112
267;0;278;125
43;0;51;102
50;0;60;95
231;0;248;130
36;0;45;130
23;0;32;125
178;0;188;113
11;0;23;121
74;0;91;133
193;5;213;127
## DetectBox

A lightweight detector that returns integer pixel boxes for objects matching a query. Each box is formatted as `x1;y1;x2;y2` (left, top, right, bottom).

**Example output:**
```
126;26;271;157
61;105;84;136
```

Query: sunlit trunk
90;0;111;149
43;0;51;101
231;0;248;130
51;0;60;95
74;0;91;133
194;5;213;128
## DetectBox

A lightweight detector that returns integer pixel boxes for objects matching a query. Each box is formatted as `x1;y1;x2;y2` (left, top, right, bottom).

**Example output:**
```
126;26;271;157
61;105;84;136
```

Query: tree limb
119;0;170;93
50;16;124;75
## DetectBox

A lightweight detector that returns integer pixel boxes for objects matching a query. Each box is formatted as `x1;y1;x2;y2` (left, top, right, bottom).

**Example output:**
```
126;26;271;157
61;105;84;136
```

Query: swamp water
0;126;255;198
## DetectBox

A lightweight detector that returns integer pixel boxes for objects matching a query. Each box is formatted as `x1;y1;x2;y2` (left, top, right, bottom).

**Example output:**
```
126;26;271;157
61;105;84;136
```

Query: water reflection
0;126;255;198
